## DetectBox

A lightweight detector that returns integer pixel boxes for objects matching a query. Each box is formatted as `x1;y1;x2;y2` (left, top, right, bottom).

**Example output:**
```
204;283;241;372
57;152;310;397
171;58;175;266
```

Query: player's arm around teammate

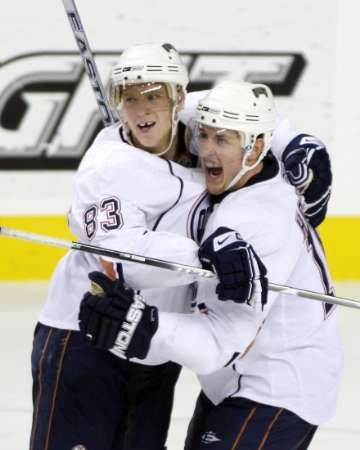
31;44;332;450
79;82;341;450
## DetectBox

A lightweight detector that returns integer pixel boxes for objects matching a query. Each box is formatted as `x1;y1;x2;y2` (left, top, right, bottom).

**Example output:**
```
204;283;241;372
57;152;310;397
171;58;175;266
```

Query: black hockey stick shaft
1;225;360;310
62;0;116;127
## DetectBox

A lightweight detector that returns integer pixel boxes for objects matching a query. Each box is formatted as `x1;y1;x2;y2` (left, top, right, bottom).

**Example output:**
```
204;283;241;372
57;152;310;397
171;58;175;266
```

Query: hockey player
79;81;342;449
30;43;205;450
30;43;332;450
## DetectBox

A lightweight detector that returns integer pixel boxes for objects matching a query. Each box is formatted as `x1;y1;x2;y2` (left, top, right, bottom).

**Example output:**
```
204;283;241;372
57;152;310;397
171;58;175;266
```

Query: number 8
84;206;98;239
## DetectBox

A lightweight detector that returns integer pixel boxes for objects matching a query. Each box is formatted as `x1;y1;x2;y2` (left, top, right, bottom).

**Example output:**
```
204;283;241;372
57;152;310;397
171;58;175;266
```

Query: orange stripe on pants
258;408;284;450
43;330;72;450
30;328;54;450
230;406;257;450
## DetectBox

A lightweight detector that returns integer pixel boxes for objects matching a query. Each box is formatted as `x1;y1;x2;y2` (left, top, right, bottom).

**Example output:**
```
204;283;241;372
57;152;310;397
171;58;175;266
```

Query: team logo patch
201;431;222;444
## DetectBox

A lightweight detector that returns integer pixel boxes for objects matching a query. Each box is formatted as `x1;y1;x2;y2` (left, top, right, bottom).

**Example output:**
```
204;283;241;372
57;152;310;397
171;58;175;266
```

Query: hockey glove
282;134;332;227
198;227;268;306
79;271;158;359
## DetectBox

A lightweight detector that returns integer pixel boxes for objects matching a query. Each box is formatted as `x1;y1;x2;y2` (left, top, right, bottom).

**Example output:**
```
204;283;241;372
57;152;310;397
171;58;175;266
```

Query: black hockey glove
79;271;158;359
198;227;268;306
282;134;332;228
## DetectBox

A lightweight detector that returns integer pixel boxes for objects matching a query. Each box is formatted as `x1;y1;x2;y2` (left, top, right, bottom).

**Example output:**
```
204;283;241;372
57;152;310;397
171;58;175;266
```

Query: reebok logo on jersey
201;431;221;444
114;294;145;356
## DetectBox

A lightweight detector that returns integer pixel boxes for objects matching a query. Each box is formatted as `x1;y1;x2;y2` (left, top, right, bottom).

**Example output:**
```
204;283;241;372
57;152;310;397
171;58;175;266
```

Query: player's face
122;83;173;153
197;125;245;194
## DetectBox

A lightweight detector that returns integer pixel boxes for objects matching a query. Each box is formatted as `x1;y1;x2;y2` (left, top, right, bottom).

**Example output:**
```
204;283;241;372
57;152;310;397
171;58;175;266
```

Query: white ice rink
1;281;360;450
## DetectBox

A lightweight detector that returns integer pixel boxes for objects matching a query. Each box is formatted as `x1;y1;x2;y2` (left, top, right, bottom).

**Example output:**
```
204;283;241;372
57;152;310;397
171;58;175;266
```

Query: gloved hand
198;227;268;306
282;134;332;227
79;271;158;359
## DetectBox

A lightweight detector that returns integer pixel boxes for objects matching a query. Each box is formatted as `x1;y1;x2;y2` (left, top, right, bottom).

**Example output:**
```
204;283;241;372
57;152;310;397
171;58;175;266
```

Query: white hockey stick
1;225;360;310
62;0;116;127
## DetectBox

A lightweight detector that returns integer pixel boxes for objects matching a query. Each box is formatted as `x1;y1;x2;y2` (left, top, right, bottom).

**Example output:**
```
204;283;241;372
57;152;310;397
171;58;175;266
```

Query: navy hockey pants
30;323;181;450
184;392;317;450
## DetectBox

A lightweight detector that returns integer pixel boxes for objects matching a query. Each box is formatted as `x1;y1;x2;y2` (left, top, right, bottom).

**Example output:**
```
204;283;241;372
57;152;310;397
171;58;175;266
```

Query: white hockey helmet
196;81;276;189
110;43;189;156
110;43;189;105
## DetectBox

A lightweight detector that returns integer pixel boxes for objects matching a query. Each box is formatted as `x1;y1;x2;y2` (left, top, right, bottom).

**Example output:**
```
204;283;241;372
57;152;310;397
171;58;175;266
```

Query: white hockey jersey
39;91;317;334
144;164;342;425
39;124;206;330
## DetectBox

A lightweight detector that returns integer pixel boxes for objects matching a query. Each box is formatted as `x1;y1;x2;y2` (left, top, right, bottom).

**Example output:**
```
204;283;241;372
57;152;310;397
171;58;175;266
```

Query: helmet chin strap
225;144;267;191
152;102;179;157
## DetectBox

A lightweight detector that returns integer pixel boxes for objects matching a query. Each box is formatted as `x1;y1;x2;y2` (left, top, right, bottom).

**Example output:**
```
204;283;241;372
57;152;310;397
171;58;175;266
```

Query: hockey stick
1;225;360;310
0;226;214;279
62;0;116;127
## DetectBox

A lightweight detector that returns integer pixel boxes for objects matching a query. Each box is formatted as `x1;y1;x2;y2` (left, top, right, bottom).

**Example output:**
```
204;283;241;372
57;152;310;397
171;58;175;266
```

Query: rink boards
0;214;359;280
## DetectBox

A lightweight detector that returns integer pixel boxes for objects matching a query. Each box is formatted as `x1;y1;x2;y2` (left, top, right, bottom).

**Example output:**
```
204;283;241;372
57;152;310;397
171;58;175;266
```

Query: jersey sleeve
69;144;201;289
143;301;264;373
142;183;305;374
272;113;302;159
178;90;209;126
272;112;326;161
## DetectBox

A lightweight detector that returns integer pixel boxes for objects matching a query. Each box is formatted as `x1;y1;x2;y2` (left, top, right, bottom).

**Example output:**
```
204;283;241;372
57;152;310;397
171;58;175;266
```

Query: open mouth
137;121;156;131
206;166;223;178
